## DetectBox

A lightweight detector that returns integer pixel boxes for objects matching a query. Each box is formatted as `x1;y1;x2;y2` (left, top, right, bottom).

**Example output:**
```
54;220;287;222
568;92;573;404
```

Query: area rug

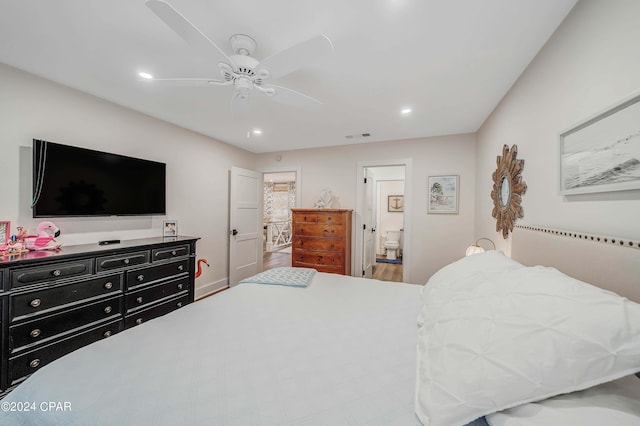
376;257;402;265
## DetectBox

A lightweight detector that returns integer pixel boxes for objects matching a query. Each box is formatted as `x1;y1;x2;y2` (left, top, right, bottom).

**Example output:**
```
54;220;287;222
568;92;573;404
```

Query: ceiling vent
345;133;371;139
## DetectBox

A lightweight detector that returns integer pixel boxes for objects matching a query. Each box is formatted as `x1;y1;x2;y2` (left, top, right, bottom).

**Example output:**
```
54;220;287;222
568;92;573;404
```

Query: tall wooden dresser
291;209;352;275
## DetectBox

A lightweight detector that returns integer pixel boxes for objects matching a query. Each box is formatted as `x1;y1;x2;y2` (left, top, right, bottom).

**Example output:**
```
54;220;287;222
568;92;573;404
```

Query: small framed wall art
163;220;178;237
388;195;404;212
428;175;459;214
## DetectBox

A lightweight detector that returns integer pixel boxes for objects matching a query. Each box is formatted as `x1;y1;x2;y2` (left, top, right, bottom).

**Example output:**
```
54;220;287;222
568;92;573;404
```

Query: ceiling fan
144;0;333;115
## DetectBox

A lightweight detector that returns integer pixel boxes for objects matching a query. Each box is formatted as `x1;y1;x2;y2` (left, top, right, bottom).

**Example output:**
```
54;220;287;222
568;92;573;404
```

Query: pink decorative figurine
24;221;62;251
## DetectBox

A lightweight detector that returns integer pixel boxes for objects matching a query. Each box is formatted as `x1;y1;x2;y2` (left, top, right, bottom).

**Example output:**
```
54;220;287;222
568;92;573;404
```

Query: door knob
231;229;238;236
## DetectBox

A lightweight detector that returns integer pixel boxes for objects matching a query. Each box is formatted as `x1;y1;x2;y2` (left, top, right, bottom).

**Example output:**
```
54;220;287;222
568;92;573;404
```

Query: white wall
0;64;256;296
256;134;476;284
475;0;640;252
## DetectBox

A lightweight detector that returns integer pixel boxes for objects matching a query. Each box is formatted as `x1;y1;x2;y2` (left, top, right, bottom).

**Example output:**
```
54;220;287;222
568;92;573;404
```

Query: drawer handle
30;329;41;338
299;255;303;259
330;244;335;248
137;274;144;282
171;250;177;256
327;216;332;221
30;359;41;369
104;281;113;290
178;265;184;271
136;318;143;325
103;331;112;338
136;297;143;304
51;269;61;277
177;283;184;290
123;258;130;265
299;240;304;246
104;306;112;314
30;298;42;308
177;302;183;308
303;216;307;221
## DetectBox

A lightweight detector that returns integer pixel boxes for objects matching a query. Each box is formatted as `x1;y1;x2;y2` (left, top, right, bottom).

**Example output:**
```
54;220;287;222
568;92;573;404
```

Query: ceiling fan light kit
144;0;333;114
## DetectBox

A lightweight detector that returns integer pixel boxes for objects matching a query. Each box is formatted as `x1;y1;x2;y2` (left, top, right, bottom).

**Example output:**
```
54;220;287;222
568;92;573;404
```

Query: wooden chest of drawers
291;209;352;275
0;236;198;395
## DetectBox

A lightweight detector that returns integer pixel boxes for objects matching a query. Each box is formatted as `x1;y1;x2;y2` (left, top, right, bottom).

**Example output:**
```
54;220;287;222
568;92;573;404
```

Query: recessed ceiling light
401;108;412;115
138;72;153;79
252;129;263;135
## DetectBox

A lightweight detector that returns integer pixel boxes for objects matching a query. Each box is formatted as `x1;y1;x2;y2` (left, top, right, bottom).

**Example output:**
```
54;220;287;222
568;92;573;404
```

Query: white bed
2;273;426;426
3;226;640;426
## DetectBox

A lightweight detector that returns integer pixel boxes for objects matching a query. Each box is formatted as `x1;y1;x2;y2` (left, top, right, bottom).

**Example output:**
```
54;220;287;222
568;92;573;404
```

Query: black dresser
0;236;198;397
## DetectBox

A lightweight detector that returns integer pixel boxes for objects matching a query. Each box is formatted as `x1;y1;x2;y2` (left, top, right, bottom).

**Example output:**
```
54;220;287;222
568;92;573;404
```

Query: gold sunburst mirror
491;144;527;239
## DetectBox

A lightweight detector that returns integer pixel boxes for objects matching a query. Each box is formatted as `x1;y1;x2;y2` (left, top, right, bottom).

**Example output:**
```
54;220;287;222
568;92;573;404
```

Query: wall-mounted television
32;139;166;217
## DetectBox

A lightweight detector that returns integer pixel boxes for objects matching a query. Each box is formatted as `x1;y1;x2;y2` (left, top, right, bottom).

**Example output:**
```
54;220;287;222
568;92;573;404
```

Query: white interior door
362;168;376;278
229;166;263;286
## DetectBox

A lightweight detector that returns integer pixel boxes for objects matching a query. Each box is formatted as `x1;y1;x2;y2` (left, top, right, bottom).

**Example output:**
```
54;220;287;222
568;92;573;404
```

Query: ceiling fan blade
231;92;250;117
255;34;333;81
141;77;232;87
262;84;323;108
145;0;233;67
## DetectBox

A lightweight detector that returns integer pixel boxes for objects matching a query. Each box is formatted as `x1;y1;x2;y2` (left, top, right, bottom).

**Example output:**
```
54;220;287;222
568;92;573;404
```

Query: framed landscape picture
428;175;459;214
560;91;640;195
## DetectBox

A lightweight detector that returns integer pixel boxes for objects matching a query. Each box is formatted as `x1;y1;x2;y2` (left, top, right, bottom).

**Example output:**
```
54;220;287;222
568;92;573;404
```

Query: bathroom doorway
357;163;408;283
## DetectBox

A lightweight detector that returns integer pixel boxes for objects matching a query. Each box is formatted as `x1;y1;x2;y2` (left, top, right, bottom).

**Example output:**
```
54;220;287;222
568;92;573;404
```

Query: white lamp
465;237;496;256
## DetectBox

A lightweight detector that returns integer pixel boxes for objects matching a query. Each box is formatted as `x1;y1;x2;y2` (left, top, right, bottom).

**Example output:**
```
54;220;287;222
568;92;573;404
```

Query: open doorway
367;166;405;282
262;171;296;270
356;159;412;283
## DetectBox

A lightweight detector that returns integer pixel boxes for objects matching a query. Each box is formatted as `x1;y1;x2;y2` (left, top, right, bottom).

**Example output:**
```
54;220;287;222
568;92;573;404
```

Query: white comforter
2;273;423;426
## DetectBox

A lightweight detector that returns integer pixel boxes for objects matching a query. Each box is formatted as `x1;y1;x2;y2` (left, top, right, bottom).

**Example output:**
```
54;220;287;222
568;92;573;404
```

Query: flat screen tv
32;139;166;217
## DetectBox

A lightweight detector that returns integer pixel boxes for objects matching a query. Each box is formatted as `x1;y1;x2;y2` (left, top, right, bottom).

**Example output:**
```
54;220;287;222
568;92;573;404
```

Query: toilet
384;230;401;260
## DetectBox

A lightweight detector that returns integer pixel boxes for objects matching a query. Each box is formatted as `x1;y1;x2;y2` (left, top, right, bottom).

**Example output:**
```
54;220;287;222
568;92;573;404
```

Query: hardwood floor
372;261;403;282
263;250;291;269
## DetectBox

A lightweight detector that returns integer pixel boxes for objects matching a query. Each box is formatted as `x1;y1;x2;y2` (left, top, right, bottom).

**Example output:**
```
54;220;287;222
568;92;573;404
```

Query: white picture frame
428;175;459;214
163;220;178;237
559;91;640;195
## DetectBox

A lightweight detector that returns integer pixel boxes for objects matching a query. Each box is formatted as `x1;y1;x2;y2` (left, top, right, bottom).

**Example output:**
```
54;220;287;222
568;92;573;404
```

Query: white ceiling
0;0;577;154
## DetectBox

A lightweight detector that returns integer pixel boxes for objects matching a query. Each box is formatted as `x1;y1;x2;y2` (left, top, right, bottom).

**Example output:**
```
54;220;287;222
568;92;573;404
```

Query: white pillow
486;374;640;426
417;251;523;327
415;253;640;426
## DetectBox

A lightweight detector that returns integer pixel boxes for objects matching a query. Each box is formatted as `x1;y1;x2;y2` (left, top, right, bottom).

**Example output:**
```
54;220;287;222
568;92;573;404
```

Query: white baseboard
195;277;229;300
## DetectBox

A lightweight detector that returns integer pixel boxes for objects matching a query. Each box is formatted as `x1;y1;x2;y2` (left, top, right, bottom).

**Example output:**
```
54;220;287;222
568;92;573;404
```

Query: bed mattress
3;273;426;426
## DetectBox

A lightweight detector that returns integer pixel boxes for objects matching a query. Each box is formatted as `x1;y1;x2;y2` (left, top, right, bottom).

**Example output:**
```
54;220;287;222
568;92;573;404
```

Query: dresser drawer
293;223;343;237
152;245;190;262
10;259;93;289
305;264;343;274
293;250;343;267
125;277;189;312
292;237;344;252
96;251;150;272
10;274;122;321
9;296;122;353
8;319;122;385
316;212;343;224
125;294;189;329
126;259;189;290
293;212;317;223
